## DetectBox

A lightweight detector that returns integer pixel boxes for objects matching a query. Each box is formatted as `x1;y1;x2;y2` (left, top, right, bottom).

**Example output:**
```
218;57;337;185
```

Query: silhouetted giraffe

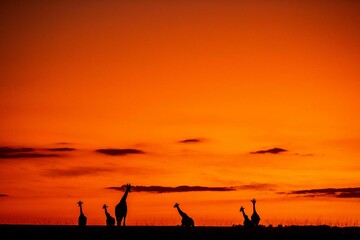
115;183;131;226
77;201;87;227
103;204;115;226
240;206;253;227
251;199;261;226
174;203;194;227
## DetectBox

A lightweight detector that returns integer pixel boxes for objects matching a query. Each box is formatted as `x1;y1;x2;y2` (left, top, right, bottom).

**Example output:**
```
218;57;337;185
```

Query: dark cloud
286;187;360;198
1;153;60;158
0;194;9;197
43;167;114;177
106;185;236;193
237;183;277;191
250;147;287;154
0;147;35;154
96;148;145;156
0;147;60;159
294;153;315;157
45;147;76;152
178;138;204;144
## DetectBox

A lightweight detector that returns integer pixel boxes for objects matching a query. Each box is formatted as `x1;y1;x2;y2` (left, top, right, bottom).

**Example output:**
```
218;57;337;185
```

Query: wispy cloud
237;183;277;191
0;194;9;197
43;167;114;177
96;148;145;156
45;147;76;152
294;153;315;157
285;187;360;198
0;147;60;159
0;147;35;154
178;138;204;144
106;185;236;193
250;147;287;154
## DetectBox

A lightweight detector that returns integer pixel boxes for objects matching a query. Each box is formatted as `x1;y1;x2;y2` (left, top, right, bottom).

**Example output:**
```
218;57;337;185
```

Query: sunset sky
0;0;359;226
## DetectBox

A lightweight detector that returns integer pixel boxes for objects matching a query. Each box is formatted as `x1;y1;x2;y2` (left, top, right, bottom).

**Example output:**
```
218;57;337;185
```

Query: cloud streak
178;138;204;144
43;167;114;177
106;185;236;193
286;187;360;198
0;194;9;197
45;147;76;152
237;183;277;191
250;147;287;154
96;148;145;156
0;147;60;159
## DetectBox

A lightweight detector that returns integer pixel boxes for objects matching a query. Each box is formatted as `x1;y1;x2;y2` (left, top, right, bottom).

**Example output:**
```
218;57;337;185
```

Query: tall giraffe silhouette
251;199;260;226
103;204;115;226
115;183;131;226
77;201;87;227
174;203;194;227
240;206;253;227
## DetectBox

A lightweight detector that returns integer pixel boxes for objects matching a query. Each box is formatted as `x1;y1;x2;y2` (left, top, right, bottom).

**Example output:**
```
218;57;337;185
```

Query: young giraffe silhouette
115;183;131;226
103;204;115;226
174;203;195;227
77;201;87;227
251;199;261;226
240;206;253;227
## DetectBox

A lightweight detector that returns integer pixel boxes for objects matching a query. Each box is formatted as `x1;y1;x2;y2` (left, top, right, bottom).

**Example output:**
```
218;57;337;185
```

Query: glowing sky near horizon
0;0;359;226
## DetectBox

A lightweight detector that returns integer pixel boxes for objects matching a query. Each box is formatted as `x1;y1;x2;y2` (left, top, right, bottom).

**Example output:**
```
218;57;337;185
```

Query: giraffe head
251;199;256;204
240;206;245;212
78;201;83;207
174;203;179;208
103;204;108;210
125;183;132;192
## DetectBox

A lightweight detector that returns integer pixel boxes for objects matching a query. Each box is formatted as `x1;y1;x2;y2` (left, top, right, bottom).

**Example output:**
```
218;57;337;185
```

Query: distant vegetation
0;225;359;240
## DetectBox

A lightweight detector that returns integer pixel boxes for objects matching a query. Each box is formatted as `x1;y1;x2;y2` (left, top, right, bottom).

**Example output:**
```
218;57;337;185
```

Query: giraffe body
103;204;115;226
251;199;261;226
240;206;253;227
115;184;131;226
77;201;87;227
174;203;195;227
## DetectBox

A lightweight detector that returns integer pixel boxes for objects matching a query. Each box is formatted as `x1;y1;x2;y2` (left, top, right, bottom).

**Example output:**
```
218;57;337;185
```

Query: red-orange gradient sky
0;0;359;226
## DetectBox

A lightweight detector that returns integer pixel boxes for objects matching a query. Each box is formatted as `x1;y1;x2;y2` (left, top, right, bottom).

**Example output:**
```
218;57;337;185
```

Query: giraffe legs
116;216;126;226
116;217;121;226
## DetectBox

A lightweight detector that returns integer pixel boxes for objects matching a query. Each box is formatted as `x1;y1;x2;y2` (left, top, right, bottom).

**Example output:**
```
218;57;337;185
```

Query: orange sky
0;0;359;226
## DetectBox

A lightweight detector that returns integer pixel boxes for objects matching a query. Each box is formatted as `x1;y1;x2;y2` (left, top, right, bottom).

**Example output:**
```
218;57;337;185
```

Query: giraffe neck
104;208;111;217
241;211;248;219
79;206;83;215
120;189;129;202
252;202;256;213
176;206;187;218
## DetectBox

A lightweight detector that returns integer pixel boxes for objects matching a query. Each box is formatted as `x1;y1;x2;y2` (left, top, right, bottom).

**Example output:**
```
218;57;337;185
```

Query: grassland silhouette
1;183;358;240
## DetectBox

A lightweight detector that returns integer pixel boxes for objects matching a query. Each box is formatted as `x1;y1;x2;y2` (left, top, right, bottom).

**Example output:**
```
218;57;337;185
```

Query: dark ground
0;225;359;240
